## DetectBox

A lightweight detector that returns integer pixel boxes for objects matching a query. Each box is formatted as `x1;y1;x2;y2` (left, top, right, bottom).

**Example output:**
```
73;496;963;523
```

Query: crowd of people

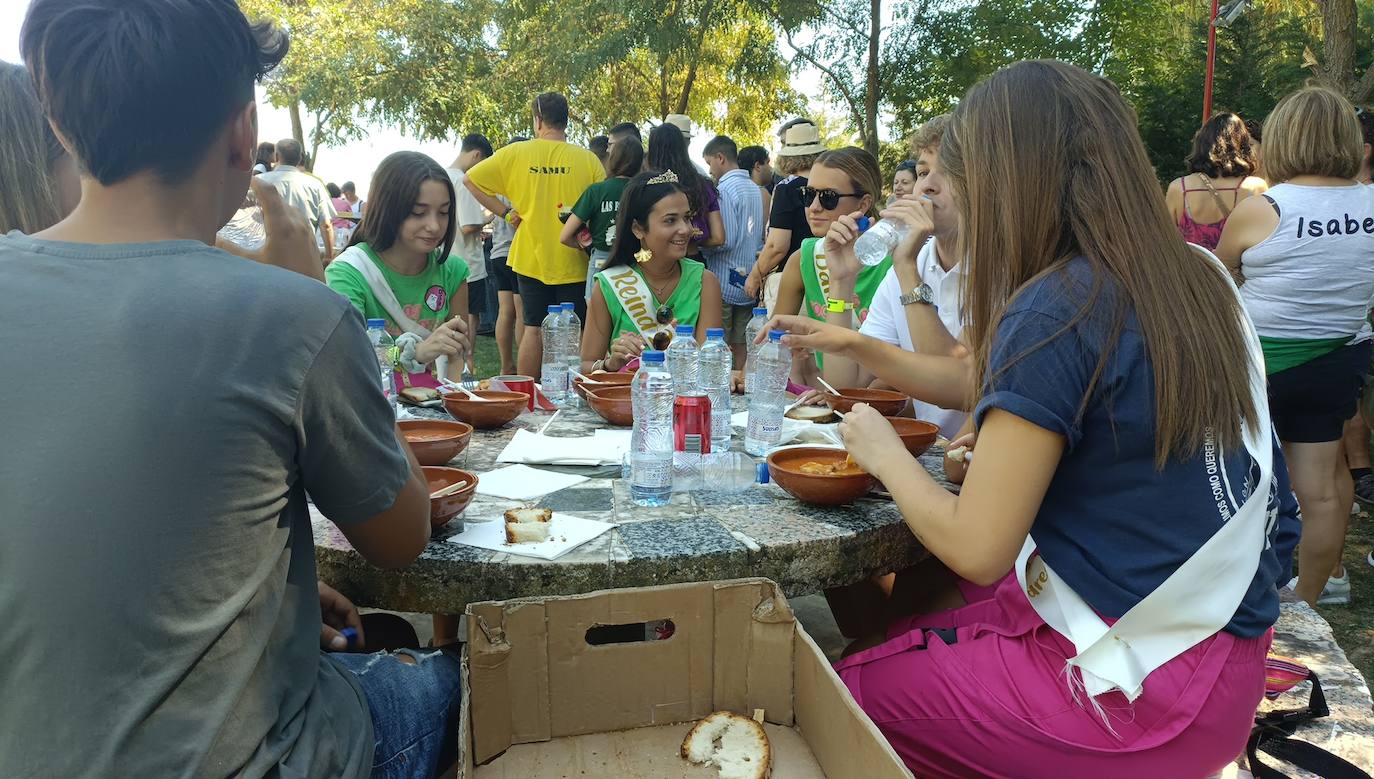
3;0;1374;777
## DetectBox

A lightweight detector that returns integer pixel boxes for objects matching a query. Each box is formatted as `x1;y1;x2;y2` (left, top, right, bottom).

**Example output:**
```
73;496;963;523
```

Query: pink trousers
835;572;1270;779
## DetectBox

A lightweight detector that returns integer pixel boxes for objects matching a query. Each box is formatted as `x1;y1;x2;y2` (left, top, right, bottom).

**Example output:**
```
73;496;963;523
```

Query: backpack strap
1197;174;1235;219
1247;669;1372;779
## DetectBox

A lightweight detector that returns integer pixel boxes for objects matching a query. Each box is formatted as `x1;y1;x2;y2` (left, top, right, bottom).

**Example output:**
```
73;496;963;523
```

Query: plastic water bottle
853;215;907;266
743;307;769;393
559;302;582;407
665;324;699;394
745;330;791;455
540;305;568;404
698;328;733;452
672;452;768;493
366;319;398;414
631;350;674;506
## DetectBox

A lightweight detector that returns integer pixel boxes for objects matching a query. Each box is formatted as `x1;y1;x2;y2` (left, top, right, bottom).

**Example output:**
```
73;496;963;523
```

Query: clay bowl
767;446;877;506
441;390;528;429
885;417;940;458
398;419;473;466
422;466;478;529
573;370;635;399
585;384;634;427
823;387;909;417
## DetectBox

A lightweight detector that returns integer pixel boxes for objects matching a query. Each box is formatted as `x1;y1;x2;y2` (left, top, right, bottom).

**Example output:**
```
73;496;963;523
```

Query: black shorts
516;273;587;327
466;276;489;318
1268;341;1371;443
491;253;518;293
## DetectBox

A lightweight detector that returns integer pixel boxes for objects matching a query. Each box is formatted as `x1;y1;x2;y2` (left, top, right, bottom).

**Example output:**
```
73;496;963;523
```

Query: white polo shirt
859;238;968;437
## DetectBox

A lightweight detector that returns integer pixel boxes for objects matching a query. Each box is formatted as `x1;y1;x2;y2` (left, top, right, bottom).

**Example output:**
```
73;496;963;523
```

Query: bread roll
680;711;771;779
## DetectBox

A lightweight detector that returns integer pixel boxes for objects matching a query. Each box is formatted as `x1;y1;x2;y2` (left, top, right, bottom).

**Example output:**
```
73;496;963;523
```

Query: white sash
597;265;660;339
1015;247;1273;703
809;241;833;303
335;246;448;376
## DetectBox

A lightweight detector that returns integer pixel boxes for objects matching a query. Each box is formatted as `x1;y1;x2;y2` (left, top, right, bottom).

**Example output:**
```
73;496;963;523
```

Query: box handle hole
585;619;676;645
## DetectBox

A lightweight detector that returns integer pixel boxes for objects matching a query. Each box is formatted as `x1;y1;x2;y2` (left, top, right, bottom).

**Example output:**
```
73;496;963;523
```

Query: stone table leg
432;614;460;646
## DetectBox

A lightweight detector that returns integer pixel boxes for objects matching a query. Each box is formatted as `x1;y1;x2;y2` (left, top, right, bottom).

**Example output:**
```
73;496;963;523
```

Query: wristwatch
899;283;936;308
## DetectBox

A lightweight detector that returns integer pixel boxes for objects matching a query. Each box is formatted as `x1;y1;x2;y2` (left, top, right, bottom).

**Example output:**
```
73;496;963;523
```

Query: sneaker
1286;574;1352;606
1356;473;1374;505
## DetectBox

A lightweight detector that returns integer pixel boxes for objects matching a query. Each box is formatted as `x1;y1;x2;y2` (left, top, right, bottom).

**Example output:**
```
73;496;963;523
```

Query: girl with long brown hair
767;60;1296;776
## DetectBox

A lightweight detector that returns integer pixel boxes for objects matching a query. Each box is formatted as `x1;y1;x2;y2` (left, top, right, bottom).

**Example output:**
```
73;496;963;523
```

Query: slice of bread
504;507;552;524
680;711;771;779
398;386;440;405
784;405;839;424
504;521;551;544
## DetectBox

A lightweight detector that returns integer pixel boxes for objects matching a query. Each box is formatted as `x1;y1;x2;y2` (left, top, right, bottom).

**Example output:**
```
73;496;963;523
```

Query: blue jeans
329;648;463;779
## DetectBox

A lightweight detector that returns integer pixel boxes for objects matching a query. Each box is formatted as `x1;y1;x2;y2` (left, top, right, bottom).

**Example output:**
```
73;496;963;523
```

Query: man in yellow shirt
465;92;604;378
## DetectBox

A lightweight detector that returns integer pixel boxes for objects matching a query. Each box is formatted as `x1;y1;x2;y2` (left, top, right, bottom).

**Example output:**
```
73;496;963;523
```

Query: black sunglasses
799;186;863;211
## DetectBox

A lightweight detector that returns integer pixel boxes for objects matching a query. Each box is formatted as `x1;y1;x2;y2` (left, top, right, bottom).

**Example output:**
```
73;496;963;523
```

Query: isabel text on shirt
1294;213;1374;237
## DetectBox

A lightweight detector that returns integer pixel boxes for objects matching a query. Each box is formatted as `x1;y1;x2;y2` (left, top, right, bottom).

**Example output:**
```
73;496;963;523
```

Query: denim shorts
329;648;463;779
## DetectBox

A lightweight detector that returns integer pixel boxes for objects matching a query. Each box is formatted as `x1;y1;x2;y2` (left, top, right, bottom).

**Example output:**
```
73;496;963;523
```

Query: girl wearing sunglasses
581;170;724;373
773;147;892;363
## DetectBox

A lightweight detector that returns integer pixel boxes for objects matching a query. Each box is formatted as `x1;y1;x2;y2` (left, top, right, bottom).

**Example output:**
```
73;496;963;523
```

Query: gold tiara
646;170;679;185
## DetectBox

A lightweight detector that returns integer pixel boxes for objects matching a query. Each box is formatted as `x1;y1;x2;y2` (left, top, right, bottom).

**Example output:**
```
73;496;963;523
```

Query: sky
0;0;849;200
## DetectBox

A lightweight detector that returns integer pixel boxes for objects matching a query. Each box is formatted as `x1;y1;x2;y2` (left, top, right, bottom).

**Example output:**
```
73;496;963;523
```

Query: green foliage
241;0;802;153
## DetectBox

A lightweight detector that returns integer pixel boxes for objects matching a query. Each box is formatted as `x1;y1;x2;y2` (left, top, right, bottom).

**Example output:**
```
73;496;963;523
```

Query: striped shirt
703;168;765;306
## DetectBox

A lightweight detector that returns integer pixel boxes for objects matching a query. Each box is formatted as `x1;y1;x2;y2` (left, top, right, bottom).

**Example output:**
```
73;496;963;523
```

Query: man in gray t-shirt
3;1;468;776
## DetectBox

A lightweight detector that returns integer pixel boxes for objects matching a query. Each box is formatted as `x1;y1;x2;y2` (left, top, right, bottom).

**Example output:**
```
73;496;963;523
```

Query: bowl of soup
442;390;528;429
585;384;634;426
422;466;478;530
885;417;940;458
572;370;635;399
766;446;876;506
398;419;473;466
823;388;909;417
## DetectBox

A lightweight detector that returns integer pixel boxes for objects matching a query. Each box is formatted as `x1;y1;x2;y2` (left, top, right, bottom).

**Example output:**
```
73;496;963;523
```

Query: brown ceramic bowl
398;419;473;466
422;466;478;529
767;446;877;506
573;370;635;399
885;417;940;458
823;387;909;417
585;384;634;427
441;390;528;429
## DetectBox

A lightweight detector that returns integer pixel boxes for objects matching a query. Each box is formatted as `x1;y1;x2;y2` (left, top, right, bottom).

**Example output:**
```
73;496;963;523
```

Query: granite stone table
313;395;949;616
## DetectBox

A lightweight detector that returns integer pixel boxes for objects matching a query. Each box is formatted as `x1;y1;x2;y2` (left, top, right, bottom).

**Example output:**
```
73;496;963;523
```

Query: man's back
0;233;406;777
466;139;603;286
258;165;332;228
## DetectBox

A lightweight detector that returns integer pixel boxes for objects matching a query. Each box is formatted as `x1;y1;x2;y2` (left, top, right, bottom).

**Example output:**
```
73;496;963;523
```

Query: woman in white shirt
1215;85;1374;608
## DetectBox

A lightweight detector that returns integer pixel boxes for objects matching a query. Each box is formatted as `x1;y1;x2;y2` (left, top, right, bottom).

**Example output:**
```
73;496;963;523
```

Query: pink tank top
1177;176;1241;250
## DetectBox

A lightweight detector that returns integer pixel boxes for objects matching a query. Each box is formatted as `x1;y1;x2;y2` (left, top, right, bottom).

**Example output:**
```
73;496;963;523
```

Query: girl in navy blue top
767;61;1295;778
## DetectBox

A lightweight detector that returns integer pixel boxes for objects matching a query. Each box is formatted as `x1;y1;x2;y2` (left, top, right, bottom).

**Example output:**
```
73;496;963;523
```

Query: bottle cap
768;330;784;342
706;327;725;338
547;304;561;313
753;307;768;316
340;626;359;649
366;318;387;329
675;324;695;335
642;350;665;363
856;215;872;232
561;302;574;311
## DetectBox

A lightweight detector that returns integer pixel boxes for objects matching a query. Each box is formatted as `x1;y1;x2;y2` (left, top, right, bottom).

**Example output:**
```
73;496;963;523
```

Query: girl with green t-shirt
774;147;892;326
582;169;724;374
326;151;470;388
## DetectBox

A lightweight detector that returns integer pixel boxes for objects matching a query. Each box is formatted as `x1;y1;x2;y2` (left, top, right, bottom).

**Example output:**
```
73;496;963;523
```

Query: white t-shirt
1240;182;1374;340
255;165;336;250
446;167;488;283
859;238;968;437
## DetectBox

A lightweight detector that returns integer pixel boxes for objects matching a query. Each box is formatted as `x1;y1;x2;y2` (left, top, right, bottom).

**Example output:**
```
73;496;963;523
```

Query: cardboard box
459;578;913;778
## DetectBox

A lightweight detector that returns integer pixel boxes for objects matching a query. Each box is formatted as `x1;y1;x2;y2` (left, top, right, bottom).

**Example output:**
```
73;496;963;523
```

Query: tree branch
780;26;864;129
